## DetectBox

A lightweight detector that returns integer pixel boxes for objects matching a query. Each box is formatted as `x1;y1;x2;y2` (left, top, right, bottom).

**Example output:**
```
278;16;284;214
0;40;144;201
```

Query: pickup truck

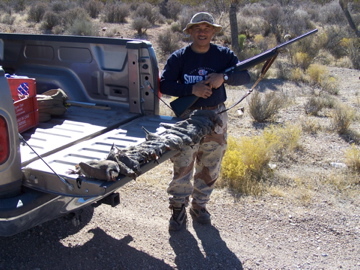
0;33;180;237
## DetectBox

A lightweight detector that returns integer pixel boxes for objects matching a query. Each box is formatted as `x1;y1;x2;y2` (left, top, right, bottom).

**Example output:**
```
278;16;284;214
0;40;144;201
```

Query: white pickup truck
0;33;180;237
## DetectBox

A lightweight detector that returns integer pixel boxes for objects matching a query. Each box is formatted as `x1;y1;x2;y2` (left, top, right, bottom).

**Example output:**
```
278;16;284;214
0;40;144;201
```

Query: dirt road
1;177;359;270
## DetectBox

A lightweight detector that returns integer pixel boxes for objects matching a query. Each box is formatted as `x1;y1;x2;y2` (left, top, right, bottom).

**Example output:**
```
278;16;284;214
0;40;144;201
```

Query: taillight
0;116;10;164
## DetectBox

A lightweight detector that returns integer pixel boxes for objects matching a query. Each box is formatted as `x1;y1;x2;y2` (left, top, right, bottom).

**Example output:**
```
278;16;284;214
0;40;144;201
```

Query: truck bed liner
20;104;140;166
21;106;178;197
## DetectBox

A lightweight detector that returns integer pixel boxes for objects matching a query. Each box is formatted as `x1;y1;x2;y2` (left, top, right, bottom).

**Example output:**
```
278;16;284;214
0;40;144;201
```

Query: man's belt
190;103;224;111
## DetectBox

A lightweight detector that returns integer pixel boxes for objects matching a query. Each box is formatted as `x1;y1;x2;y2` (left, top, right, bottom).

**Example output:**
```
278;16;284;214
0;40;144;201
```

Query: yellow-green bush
321;75;339;95
305;64;339;95
331;102;355;134
306;63;328;85
263;124;301;156
290;67;306;82
221;136;269;195
293;52;311;70
220;124;301;195
345;145;360;173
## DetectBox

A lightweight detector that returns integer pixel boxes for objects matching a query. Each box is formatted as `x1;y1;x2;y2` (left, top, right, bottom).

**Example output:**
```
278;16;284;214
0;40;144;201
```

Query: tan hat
183;12;222;34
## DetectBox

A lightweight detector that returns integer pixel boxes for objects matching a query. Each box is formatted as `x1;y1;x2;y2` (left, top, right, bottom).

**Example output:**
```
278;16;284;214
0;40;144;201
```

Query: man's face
189;23;216;47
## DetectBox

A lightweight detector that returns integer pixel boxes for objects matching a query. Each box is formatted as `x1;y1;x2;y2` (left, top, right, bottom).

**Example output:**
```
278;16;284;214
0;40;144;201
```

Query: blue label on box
17;82;29;99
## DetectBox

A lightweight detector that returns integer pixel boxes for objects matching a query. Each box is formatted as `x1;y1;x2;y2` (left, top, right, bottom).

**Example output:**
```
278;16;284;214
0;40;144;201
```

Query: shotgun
170;28;318;117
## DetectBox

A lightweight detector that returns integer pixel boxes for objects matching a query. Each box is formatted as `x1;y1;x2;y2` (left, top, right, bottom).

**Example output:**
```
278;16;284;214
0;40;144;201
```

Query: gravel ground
0;181;359;270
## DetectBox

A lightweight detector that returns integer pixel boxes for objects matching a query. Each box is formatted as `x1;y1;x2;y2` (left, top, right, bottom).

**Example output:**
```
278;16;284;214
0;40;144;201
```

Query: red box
16;110;39;133
13;96;38;116
7;77;37;101
7;77;39;133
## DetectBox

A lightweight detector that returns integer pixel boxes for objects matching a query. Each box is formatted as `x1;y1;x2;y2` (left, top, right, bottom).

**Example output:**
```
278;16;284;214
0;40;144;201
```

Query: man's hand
192;80;212;98
205;73;225;89
191;73;225;99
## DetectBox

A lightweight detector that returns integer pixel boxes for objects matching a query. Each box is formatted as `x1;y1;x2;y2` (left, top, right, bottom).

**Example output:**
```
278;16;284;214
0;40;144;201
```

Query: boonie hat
183;12;222;34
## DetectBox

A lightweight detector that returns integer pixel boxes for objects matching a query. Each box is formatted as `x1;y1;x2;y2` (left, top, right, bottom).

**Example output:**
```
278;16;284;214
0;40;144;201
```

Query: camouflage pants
167;106;228;209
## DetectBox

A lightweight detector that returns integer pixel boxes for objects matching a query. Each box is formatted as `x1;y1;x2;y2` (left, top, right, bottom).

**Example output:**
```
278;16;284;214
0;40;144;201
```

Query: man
160;12;250;231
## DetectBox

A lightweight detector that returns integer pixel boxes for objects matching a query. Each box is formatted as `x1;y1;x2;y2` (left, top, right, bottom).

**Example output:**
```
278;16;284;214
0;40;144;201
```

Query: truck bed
20;104;139;166
20;105;178;197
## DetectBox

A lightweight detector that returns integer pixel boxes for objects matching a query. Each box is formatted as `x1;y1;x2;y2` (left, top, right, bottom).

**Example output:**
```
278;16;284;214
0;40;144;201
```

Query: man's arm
160;55;193;97
225;69;251;86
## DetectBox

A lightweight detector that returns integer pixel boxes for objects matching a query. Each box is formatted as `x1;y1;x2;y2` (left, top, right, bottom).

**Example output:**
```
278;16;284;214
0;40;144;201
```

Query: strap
218;52;279;115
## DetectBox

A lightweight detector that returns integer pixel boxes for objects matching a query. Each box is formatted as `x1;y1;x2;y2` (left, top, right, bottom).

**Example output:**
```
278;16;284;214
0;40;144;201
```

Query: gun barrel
226;29;318;73
277;28;318;49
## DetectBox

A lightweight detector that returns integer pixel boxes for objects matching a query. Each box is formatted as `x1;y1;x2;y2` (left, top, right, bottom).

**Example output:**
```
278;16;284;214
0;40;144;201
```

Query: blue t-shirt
160;43;250;107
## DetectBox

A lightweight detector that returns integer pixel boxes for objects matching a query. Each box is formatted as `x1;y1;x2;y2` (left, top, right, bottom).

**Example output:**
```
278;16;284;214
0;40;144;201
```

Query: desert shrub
287;8;311;36
289;67;306;82
40;11;61;32
301;118;322;134
157;29;181;56
276;61;290;80
252;34;274;52
318;1;347;25
331;102;356;134
263;5;285;42
1;14;15;25
241;2;266;17
347;38;360;69
305;64;339;95
170;21;182;32
52;25;63;35
28;2;47;23
133;3;160;25
132;17;151;35
85;0;103;19
322;26;348;59
306;63;328;85
66;18;97;36
220;136;270;195
103;3;129;23
345;145;360;173
238;34;246;51
262;123;301;158
12;0;26;12
321;75;339;95
220;124;301;195
293;52;312;70
159;0;182;20
248;91;286;122
304;95;335;115
51;1;70;13
62;7;90;29
304;96;325;115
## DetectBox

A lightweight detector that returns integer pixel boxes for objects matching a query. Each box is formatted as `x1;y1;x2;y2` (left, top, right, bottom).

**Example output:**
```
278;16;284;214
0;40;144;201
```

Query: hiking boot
169;205;187;231
190;207;211;224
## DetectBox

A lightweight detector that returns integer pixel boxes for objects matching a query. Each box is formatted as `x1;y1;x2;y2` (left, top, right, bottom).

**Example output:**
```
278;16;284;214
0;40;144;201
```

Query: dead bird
114;151;141;175
142;126;160;141
165;128;193;145
77;159;120;181
163;133;183;150
189;110;223;128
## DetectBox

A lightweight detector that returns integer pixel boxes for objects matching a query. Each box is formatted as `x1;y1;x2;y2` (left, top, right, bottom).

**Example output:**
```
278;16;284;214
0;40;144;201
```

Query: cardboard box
8;77;37;100
13;96;38;116
7;77;39;133
16;110;39;133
